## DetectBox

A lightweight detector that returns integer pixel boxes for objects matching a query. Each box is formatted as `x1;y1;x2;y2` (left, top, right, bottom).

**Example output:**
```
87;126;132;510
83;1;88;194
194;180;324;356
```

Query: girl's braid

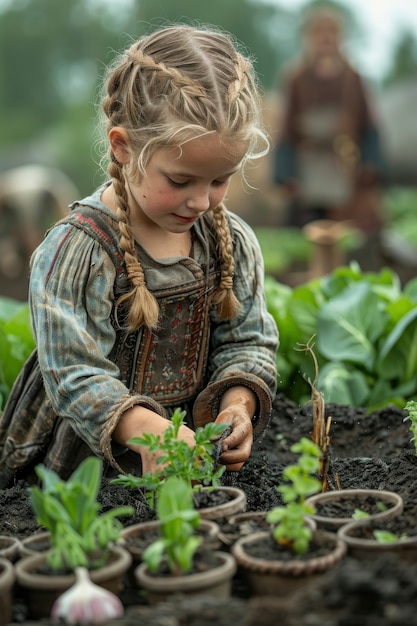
108;156;159;330
211;203;240;320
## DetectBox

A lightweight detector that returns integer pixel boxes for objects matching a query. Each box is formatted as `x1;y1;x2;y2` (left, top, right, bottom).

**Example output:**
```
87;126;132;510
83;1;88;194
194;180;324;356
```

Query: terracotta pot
14;544;132;620
305;489;403;531
231;528;346;597
195;486;247;520
135;549;236;604
19;530;51;558
338;516;417;562
0;535;21;562
121;518;220;583
218;511;271;549
0;557;15;626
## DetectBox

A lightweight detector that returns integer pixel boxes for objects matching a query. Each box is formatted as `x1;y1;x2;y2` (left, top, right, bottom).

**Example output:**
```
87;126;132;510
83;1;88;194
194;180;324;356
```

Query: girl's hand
113;407;196;475
214;385;257;471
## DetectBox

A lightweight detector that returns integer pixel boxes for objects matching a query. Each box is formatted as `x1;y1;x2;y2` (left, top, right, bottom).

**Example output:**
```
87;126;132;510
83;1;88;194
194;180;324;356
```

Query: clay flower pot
194;486;247;520
14;544;132;620
231;527;346;597
19;530;51;558
0;535;21;562
218;511;271;549
305;489;403;531
338;515;417;562
135;549;237;604
0;557;15;626
121;518;221;582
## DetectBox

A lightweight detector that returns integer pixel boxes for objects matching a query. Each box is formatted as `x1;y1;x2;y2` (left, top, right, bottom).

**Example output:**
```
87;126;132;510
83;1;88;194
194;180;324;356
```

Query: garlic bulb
51;567;124;624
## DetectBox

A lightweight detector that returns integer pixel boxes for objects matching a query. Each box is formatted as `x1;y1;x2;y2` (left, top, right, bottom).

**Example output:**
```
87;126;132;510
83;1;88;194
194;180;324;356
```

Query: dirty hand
214;386;257;472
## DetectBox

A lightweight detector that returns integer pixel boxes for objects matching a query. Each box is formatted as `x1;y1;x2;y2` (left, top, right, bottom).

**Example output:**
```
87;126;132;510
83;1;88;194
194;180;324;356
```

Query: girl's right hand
113;406;196;475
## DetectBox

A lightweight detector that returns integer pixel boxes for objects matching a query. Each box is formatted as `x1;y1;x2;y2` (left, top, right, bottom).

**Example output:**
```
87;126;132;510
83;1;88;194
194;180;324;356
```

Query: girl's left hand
214;405;253;471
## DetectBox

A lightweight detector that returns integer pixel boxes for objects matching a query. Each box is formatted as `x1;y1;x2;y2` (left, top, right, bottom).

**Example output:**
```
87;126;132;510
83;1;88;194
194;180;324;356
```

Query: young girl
0;24;278;487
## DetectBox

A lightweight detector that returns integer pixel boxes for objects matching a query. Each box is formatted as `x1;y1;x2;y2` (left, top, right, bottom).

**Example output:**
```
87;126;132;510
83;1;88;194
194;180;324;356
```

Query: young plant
373;530;407;543
112;407;229;508
142;475;202;576
266;436;322;555
404;400;417;454
29;456;134;572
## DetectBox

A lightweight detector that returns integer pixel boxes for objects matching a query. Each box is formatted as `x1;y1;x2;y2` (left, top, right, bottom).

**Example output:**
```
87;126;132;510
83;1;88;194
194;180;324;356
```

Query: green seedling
29;457;134;572
373;530;407;543
266;436;322;554
111;407;229;508
142;475;202;576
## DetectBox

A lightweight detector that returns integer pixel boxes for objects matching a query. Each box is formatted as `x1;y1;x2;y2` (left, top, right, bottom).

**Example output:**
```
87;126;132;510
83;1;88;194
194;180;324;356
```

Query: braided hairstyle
100;24;268;331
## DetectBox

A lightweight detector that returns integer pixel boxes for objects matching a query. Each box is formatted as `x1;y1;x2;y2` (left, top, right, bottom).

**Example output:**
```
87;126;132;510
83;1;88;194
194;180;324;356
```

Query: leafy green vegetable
265;264;417;410
0;296;35;409
29;457;134;571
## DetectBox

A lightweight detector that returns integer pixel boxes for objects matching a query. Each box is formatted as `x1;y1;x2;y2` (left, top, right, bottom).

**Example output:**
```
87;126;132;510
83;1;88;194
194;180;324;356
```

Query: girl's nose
186;187;211;212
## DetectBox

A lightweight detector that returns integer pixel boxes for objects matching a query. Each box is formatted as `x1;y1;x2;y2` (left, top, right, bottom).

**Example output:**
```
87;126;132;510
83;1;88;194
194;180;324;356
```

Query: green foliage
404;400;417;455
0;297;35;410
264;264;417;410
266;437;322;555
111;408;228;508
29;457;134;572
142;476;202;576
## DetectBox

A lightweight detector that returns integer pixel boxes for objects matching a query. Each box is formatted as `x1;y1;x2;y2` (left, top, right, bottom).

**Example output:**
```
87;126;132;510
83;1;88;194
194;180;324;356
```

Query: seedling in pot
142;475;202;576
266;436;322;554
111;407;230;509
29;456;134;571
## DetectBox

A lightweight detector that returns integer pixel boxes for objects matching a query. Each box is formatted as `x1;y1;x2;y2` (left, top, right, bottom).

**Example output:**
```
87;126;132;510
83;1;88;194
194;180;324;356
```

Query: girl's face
126;133;247;234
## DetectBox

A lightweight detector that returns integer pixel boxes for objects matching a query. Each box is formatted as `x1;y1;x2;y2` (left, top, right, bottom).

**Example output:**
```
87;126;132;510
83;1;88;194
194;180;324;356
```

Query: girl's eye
212;179;228;187
167;178;188;188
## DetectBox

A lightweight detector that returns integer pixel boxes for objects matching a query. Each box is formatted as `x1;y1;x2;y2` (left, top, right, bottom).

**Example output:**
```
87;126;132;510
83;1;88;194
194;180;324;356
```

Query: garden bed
1;392;417;625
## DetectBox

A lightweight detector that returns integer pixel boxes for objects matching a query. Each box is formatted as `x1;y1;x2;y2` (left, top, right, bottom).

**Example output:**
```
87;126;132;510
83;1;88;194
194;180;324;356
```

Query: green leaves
267;437;321;555
142;476;202;576
29;457;134;572
265;265;417;410
112;408;229;508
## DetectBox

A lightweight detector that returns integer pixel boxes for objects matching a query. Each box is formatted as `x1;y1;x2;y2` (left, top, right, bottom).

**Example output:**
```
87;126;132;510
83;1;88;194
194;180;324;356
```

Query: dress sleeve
193;214;279;437
29;223;165;467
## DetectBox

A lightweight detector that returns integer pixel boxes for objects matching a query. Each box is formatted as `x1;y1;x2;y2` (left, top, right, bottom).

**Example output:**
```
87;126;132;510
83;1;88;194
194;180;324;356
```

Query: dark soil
2;392;417;625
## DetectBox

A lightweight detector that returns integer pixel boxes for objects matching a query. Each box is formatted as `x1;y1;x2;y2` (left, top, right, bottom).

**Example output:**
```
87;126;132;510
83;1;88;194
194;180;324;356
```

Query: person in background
0;24;278;488
273;3;385;242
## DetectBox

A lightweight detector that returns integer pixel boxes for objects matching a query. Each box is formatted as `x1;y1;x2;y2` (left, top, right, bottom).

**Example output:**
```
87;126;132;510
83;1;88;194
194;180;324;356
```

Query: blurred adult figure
273;3;385;239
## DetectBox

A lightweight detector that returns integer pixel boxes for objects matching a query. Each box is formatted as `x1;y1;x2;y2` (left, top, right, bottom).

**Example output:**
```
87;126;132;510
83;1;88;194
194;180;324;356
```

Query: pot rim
231;529;346;576
135;549;236;592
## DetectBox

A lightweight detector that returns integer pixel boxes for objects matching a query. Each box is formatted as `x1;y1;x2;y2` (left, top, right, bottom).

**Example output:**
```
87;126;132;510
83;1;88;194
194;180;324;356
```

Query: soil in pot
231;527;346;597
135;547;237;605
305;488;403;531
338;515;417;562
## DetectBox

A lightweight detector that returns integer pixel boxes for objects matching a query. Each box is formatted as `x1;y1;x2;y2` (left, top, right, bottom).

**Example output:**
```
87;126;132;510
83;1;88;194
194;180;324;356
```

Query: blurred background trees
1;0;416;196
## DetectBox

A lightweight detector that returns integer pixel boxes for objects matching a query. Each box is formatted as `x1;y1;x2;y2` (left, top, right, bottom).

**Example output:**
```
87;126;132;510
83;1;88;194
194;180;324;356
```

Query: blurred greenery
1;0;416;198
0;0;294;195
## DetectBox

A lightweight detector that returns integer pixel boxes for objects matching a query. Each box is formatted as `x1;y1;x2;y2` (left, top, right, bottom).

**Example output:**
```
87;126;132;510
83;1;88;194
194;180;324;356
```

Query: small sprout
373;530;407;544
352;509;369;520
267;436;322;554
50;567;124;624
376;501;388;512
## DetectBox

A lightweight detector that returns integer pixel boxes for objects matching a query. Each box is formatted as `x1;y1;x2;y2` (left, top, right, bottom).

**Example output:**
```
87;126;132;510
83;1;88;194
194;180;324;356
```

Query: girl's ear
109;127;131;165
